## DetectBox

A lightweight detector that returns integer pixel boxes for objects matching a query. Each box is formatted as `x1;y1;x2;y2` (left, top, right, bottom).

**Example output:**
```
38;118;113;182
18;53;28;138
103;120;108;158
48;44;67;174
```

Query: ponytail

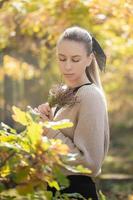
86;56;108;109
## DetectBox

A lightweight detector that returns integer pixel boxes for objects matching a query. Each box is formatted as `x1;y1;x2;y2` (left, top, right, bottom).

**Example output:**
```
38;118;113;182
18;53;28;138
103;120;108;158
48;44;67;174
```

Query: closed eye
72;59;80;62
59;58;66;62
59;58;80;62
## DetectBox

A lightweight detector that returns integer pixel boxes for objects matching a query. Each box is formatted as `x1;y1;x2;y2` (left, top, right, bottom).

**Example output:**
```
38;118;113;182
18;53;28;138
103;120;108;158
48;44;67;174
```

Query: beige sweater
46;83;110;177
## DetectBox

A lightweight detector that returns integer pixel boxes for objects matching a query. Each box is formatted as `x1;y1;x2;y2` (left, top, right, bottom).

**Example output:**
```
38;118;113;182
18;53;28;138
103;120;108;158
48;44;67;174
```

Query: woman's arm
46;87;107;176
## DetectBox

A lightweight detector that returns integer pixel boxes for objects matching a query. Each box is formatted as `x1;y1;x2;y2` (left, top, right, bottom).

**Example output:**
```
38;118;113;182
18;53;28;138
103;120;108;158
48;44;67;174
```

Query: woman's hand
34;102;53;135
34;102;53;122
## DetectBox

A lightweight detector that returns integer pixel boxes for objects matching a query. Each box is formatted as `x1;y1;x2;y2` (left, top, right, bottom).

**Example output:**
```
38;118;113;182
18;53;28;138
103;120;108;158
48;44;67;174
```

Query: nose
64;60;72;71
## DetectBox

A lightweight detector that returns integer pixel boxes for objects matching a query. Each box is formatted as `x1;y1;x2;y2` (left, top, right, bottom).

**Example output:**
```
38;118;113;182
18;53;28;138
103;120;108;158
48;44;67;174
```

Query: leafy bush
0;106;91;199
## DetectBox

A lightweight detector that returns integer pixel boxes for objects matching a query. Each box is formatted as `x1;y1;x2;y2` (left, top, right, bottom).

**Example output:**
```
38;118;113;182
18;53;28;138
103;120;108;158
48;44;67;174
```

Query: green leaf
99;190;107;200
0;143;19;151
43;191;53;200
12;167;30;183
27;105;40;122
16;183;34;195
0;182;5;192
53;166;69;189
1;122;17;134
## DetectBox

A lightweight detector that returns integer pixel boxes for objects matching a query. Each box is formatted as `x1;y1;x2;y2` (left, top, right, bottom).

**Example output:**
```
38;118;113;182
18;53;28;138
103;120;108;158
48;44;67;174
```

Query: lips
64;73;74;75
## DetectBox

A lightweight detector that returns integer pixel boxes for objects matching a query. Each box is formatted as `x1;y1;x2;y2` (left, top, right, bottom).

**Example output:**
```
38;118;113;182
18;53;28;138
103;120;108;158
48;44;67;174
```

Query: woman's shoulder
76;83;103;99
75;83;107;109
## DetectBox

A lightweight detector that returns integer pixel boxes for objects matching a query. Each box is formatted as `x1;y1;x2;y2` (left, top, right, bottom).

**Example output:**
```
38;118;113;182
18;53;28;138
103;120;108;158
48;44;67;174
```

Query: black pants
47;175;99;200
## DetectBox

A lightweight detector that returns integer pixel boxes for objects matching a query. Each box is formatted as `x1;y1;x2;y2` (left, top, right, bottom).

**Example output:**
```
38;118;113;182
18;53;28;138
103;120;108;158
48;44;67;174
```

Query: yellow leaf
0;165;10;177
27;122;43;146
50;139;69;155
76;165;92;174
44;119;73;130
0;135;16;142
41;137;51;151
12;106;32;126
47;180;60;191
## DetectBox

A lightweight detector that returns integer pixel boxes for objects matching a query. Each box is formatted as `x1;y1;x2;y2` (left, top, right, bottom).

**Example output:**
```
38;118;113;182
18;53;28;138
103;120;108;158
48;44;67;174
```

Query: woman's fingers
39;112;49;122
38;102;51;112
38;103;50;116
36;102;53;121
48;110;53;121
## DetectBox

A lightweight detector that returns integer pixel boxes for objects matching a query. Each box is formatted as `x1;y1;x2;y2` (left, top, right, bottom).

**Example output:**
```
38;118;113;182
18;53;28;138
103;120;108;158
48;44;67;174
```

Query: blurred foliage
0;106;91;199
0;0;132;129
0;1;132;199
98;180;133;200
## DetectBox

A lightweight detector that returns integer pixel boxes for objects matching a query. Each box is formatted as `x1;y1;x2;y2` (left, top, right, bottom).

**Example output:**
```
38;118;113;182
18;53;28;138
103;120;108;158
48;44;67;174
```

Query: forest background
0;0;133;199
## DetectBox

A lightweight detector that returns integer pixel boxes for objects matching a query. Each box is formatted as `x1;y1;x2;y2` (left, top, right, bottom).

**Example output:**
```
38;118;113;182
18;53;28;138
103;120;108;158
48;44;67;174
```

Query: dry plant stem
48;83;79;108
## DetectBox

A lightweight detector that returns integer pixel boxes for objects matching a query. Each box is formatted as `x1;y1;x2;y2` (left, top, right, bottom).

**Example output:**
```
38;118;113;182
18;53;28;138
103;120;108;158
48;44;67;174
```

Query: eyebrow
58;53;81;57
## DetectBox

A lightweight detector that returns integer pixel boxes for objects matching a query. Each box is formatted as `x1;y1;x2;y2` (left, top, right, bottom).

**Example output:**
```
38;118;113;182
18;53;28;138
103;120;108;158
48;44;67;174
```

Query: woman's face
56;40;92;87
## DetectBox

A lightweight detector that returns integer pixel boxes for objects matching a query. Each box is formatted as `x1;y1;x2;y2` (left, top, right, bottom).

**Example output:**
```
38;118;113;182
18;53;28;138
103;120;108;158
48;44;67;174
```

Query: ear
87;52;94;66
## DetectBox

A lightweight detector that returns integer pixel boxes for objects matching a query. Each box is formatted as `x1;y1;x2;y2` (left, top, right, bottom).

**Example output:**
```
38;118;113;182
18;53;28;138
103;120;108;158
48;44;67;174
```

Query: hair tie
92;36;106;72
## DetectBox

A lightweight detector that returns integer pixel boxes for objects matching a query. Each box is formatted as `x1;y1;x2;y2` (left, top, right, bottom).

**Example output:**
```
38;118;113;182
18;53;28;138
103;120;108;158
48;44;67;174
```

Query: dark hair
56;26;106;90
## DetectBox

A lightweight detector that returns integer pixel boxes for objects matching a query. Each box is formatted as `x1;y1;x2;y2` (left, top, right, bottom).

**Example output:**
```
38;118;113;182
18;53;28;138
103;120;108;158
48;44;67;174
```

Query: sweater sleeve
46;87;106;176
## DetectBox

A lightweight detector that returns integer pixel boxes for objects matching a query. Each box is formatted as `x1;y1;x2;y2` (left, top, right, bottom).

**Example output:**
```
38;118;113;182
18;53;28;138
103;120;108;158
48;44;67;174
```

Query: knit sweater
46;83;110;177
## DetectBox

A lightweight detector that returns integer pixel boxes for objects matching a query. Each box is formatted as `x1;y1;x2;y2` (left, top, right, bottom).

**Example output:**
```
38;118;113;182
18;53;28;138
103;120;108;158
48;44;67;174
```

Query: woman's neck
68;81;92;89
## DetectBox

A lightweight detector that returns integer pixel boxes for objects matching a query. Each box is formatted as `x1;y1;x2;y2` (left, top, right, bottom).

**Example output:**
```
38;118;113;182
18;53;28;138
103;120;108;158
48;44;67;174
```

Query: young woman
35;26;110;200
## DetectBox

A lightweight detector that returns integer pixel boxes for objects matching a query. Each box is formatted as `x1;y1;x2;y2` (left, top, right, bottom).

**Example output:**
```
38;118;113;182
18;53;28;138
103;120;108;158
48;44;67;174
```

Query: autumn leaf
27;122;43;147
12;106;32;126
44;119;73;130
